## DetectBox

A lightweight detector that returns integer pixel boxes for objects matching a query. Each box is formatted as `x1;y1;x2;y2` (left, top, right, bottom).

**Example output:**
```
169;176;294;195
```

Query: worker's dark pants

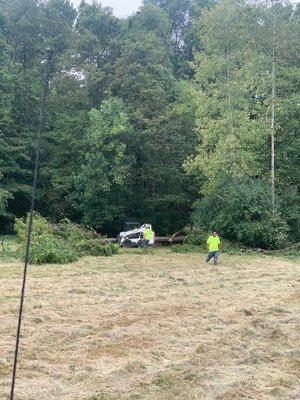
206;251;219;265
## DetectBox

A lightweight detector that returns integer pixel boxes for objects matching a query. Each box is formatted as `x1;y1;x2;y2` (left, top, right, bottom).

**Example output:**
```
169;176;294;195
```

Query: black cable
10;48;52;400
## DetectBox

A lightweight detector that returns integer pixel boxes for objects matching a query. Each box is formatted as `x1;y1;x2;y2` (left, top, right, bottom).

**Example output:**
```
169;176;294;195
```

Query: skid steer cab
119;223;155;248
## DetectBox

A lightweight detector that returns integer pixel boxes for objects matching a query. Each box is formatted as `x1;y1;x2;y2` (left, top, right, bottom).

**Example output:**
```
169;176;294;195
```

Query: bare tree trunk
226;36;237;181
271;25;276;211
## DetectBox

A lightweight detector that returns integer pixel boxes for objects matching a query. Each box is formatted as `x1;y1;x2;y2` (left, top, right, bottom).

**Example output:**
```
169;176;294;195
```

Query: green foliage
14;212;53;242
76;240;119;257
178;228;249;253
14;213;77;264
192;178;290;249
14;213;119;264
0;0;298;249
25;233;78;265
0;0;78;233
184;226;208;246
145;0;213;75
56;219;94;242
186;0;298;248
0;189;11;218
73;97;132;229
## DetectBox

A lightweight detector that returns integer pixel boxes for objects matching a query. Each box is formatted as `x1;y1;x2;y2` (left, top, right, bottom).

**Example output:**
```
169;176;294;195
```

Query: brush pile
14;213;119;264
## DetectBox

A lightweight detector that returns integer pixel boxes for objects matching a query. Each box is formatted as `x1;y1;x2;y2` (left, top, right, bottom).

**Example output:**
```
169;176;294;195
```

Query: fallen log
101;238;118;244
101;236;185;246
102;236;185;246
155;236;185;245
171;229;185;239
155;237;170;244
170;236;185;244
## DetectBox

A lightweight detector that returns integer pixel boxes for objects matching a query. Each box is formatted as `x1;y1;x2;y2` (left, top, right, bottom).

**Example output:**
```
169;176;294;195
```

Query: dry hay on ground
0;250;299;400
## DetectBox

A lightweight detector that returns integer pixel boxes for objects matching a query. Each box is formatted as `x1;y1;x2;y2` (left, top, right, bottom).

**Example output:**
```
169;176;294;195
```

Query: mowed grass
0;249;299;400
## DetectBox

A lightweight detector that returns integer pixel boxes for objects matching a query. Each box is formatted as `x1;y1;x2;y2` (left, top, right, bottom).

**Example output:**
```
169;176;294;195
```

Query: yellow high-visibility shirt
207;235;220;252
144;228;152;241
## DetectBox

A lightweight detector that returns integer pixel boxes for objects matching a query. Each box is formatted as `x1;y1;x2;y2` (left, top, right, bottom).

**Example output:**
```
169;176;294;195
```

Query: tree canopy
0;0;298;247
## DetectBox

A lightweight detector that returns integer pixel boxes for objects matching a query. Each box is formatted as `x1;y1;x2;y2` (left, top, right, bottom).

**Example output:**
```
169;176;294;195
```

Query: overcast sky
70;0;142;17
71;0;298;17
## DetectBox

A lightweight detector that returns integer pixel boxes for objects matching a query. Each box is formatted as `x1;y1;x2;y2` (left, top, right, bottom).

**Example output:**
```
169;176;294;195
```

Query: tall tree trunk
271;19;276;211
226;32;237;181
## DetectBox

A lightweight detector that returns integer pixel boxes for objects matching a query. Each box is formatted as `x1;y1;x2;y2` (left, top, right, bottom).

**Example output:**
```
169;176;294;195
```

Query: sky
71;0;142;17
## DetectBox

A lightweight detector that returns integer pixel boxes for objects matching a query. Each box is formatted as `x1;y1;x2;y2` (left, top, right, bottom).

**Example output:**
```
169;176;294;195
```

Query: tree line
0;0;299;248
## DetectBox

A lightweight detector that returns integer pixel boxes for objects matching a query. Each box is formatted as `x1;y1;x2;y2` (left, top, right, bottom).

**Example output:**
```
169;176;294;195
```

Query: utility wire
10;48;52;400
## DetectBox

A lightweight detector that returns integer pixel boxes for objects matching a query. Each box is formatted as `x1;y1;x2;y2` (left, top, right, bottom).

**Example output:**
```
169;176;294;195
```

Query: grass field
0;249;299;400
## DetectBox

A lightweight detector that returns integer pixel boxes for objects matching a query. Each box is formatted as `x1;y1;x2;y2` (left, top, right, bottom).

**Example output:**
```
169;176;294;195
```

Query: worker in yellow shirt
143;224;153;248
206;230;221;265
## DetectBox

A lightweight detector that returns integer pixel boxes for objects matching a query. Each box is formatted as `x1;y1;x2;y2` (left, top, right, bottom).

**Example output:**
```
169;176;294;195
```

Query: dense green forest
0;0;299;248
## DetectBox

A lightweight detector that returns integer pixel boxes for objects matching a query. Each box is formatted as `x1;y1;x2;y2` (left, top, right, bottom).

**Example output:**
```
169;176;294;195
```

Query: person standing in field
206;230;221;265
143;224;153;248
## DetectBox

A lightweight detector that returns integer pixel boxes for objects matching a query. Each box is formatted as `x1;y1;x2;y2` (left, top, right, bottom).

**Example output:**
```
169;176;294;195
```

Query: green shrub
184;226;209;246
24;233;78;265
96;243;119;257
56;219;94;243
14;213;119;264
15;212;53;242
192;178;290;249
76;240;119;257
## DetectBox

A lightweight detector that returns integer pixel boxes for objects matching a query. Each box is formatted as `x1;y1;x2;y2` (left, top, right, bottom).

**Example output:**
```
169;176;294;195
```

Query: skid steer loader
118;222;155;248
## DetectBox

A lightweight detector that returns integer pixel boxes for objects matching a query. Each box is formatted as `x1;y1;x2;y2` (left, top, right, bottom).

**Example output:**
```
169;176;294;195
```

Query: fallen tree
102;235;186;246
155;236;185;245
